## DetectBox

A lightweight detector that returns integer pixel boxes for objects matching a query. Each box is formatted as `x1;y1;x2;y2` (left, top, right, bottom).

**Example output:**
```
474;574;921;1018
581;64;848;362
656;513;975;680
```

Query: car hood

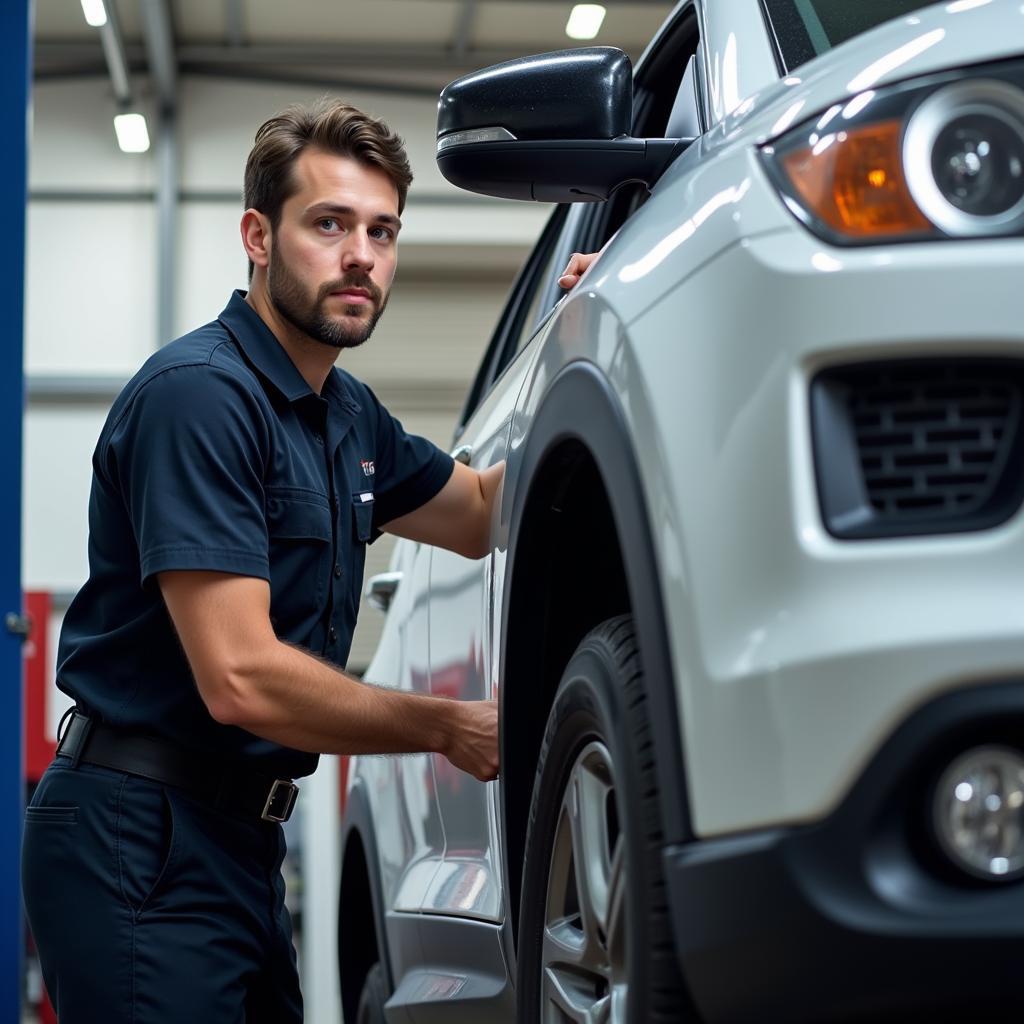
706;0;1024;150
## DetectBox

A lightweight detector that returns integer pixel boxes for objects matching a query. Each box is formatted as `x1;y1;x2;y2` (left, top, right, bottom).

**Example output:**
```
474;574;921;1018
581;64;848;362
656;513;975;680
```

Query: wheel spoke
605;837;627;967
592;993;612;1024
543;919;587;972
567;754;613;951
543;965;599;1023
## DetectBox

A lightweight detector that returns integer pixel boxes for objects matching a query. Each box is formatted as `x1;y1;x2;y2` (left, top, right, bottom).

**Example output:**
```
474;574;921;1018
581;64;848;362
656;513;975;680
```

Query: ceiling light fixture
566;4;606;40
114;113;150;153
80;0;108;28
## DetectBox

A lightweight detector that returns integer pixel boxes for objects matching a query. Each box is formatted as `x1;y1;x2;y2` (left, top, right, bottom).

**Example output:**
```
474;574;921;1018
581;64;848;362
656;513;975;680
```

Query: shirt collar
217;290;360;415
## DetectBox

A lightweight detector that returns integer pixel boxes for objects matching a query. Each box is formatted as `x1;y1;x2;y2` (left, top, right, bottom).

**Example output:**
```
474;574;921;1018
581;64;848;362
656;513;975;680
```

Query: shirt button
328;626;337;643
333;565;343;579
314;434;324;445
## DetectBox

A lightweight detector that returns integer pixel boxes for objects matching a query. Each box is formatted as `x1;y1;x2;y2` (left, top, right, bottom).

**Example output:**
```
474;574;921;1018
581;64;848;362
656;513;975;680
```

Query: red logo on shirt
361;460;375;477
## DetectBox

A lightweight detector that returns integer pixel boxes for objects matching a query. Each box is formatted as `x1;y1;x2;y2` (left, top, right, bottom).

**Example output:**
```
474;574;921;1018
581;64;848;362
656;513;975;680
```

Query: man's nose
341;229;374;272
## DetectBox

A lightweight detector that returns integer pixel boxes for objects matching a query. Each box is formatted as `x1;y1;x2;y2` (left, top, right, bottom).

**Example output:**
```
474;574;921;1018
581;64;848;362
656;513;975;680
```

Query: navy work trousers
22;756;303;1023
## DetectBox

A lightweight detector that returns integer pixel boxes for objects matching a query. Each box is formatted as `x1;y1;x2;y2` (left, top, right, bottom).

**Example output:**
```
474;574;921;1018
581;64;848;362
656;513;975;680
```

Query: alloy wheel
541;740;628;1023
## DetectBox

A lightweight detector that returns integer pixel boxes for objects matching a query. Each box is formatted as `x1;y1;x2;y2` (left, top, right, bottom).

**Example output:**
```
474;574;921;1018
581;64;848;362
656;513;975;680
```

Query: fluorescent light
566;3;606;39
114;113;150;153
80;0;108;27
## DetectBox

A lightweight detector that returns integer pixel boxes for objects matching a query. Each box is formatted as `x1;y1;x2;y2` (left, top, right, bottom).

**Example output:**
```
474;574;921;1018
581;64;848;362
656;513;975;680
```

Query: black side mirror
436;47;689;203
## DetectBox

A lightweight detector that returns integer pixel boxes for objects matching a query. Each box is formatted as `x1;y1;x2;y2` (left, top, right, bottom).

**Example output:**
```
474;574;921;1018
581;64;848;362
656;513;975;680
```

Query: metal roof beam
36;39;546;74
97;0;132;104
225;0;245;48
452;0;477;61
139;0;177;110
139;0;179;347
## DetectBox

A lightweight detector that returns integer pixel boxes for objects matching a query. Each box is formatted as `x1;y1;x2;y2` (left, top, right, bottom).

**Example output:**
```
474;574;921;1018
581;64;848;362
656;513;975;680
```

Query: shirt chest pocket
346;490;375;613
266;487;332;635
351;490;375;543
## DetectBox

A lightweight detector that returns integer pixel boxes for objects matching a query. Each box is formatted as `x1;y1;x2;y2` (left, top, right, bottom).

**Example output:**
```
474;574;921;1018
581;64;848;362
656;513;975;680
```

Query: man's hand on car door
558;251;602;290
443;698;499;782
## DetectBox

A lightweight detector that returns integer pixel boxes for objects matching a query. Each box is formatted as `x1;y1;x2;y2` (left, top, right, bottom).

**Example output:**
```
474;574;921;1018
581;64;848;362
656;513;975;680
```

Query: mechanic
21;100;507;1024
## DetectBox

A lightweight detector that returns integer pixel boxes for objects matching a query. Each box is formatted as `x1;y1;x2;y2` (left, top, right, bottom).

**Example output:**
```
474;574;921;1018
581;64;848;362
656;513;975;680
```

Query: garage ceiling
36;0;674;96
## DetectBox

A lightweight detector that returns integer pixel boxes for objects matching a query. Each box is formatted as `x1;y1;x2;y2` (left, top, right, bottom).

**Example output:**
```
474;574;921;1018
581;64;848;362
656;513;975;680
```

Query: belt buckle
56;710;94;769
261;779;299;823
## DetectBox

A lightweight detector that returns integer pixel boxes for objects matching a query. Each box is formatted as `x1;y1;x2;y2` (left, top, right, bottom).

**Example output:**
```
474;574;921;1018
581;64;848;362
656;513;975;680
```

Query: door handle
365;571;403;612
451;444;473;465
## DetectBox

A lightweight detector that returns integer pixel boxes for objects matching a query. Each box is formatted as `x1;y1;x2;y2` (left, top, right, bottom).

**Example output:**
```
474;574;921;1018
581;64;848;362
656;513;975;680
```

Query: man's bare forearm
218;637;460;757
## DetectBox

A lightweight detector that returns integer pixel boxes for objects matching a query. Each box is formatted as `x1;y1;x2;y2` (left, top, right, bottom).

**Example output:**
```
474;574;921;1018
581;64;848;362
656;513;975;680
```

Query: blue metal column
0;0;31;1016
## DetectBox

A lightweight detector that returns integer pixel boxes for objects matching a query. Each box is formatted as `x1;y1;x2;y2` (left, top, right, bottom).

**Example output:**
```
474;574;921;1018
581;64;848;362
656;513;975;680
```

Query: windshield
763;0;941;71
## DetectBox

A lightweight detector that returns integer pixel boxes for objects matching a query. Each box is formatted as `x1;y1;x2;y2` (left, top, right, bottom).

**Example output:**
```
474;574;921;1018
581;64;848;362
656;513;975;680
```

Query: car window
454;205;569;435
455;6;704;429
576;4;704;257
504;242;567;367
762;0;940;72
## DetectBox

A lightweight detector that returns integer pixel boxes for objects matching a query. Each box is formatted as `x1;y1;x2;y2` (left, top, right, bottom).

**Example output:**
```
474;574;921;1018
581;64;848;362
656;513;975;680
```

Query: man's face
267;148;401;350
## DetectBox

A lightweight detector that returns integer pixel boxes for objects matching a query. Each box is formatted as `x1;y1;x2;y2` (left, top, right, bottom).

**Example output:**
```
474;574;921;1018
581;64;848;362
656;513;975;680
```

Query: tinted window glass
579;7;702;253
505;243;565;367
764;0;940;70
456;205;568;431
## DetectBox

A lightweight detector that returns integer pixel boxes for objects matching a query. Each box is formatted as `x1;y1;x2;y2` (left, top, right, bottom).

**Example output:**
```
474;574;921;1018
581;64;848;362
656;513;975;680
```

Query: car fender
501;358;691;846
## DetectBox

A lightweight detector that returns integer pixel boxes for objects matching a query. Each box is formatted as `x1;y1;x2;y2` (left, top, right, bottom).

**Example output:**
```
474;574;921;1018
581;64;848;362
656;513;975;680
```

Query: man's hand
558;251;602;290
442;699;499;782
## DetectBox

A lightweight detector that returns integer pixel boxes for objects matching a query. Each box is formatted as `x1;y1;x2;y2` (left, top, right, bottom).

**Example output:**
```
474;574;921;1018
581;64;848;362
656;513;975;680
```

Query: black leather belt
55;711;299;824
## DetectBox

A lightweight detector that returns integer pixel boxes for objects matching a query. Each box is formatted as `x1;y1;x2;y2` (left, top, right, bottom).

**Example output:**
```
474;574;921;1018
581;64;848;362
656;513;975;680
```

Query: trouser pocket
117;776;179;916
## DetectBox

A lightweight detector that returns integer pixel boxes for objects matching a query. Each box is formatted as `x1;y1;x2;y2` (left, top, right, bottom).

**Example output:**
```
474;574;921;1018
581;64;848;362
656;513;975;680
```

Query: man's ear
241;208;271;271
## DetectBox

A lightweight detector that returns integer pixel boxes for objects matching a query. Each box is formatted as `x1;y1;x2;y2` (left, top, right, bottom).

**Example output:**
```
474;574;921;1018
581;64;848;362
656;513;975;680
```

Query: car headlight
904;80;1024;236
760;61;1024;245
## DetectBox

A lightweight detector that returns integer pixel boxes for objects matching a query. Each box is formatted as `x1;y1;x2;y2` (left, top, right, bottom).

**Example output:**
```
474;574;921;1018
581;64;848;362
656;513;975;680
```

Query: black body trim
501;360;691;849
455;205;569;436
665;681;1024;1021
811;358;1024;539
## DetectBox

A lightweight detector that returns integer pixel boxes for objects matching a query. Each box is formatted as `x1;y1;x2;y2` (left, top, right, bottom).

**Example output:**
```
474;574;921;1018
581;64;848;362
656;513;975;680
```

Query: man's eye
370;226;394;241
318;218;339;231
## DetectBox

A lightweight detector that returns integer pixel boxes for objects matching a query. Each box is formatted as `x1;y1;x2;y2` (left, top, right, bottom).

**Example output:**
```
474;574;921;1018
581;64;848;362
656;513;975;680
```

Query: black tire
355;962;388;1024
516;615;694;1023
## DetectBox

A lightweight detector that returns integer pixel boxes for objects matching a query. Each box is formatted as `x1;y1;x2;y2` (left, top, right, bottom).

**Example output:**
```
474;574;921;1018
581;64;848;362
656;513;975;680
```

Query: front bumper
619;210;1024;837
664;681;1024;1022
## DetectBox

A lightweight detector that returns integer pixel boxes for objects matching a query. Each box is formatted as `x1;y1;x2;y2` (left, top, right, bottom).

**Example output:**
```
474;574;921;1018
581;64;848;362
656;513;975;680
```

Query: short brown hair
243;99;413;278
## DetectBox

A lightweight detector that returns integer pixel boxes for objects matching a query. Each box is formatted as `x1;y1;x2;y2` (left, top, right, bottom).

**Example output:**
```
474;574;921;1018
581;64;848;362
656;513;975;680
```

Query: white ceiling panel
170;0;229;42
36;1;673;58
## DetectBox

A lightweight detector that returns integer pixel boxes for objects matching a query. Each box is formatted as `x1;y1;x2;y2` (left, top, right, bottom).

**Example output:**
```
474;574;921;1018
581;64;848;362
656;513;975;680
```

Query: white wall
25;74;546;672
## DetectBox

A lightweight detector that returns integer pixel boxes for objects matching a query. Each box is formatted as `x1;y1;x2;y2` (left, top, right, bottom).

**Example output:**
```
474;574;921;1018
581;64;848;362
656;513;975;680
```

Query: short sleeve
368;390;455;532
103;364;271;585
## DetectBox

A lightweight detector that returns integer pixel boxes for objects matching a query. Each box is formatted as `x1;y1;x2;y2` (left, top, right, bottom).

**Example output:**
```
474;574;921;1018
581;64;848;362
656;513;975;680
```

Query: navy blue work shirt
56;290;454;779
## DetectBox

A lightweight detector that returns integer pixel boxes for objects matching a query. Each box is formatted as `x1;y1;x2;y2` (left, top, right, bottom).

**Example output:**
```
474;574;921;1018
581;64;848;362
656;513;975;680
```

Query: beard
268;253;389;351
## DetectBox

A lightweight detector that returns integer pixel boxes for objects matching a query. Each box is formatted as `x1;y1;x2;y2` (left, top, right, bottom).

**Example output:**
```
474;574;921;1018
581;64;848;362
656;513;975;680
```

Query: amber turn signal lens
781;119;932;238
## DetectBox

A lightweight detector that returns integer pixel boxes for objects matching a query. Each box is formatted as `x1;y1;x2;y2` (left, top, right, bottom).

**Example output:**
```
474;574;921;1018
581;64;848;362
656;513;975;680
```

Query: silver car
339;1;1024;1020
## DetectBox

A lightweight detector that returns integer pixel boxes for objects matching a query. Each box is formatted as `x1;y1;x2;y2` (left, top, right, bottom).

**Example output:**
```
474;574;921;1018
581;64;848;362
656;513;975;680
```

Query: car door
421;2;710;923
422;208;572;920
359;536;447;913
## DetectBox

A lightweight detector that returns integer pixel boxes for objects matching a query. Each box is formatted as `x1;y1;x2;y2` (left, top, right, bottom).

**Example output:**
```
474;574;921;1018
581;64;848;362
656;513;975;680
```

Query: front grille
811;360;1024;539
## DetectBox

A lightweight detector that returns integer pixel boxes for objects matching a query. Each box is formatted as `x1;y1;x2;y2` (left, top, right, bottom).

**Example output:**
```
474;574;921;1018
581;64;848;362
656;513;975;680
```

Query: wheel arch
500;358;692;943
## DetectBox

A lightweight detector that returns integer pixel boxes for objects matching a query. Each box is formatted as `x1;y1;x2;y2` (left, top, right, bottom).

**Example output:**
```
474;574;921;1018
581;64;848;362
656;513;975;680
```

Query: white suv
339;2;1024;1020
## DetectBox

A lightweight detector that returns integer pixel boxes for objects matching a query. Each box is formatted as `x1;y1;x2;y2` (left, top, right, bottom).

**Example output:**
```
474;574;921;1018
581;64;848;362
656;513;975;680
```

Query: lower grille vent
811;360;1024;539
